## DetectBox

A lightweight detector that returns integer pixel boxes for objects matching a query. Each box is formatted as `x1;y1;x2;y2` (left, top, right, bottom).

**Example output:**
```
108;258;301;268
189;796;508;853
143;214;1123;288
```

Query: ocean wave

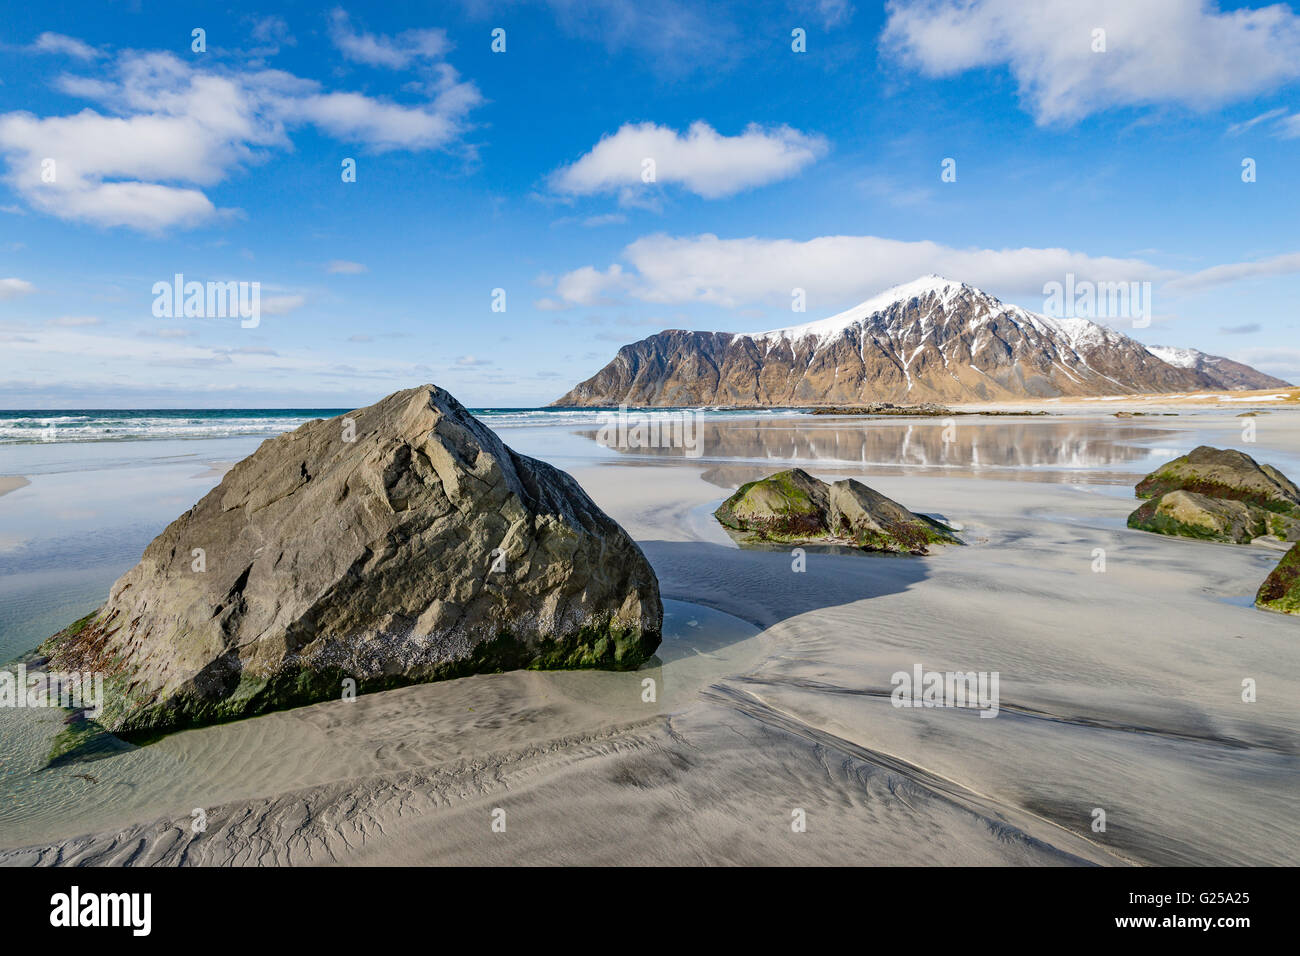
0;414;324;444
0;407;809;444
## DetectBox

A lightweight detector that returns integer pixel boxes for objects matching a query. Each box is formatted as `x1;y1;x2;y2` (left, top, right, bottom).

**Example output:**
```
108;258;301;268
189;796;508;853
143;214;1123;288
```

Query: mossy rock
1127;490;1270;544
1256;543;1300;615
1135;446;1300;517
36;384;663;738
47;617;656;743
714;468;829;539
715;470;960;555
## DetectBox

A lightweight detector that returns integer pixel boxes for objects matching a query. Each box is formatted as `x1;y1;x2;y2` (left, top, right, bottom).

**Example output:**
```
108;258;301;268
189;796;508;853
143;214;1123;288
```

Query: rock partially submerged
1256;543;1300;615
1128;446;1300;545
40;385;662;736
714;468;960;555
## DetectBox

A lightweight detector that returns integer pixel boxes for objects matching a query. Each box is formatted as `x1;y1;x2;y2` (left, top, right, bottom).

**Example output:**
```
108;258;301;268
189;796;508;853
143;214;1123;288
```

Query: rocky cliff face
41;384;662;735
1146;346;1291;390
552;276;1270;406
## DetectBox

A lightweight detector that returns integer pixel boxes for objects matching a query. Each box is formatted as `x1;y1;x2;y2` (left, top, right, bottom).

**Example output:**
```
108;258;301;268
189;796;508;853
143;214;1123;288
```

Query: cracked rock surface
40;384;662;736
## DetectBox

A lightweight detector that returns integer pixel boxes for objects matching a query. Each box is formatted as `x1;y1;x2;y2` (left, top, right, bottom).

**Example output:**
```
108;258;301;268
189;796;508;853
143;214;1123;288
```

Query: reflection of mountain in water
576;418;1175;476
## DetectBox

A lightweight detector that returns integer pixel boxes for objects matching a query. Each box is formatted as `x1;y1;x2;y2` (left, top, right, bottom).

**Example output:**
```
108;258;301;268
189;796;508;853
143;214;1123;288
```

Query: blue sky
1;0;1299;407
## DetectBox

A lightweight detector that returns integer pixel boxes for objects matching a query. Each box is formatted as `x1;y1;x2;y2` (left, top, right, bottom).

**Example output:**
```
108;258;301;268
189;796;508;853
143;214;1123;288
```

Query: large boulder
1135;446;1300;514
1126;489;1294;544
1128;446;1300;545
40;385;662;735
1256;543;1300;615
714;468;959;555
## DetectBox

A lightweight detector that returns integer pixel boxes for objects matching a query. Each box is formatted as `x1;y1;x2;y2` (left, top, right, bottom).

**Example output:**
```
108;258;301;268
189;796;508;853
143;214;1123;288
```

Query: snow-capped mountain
1146;345;1291;391
551;276;1274;406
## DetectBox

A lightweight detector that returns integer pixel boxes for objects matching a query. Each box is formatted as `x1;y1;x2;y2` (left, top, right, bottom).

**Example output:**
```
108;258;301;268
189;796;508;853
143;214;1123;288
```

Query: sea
0;406;798;444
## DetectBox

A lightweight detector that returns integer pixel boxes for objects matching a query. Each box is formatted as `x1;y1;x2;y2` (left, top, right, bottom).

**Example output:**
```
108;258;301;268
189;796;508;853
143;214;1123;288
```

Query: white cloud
215;346;279;356
262;294;306;315
556;264;626;306
327;259;368;274
532;0;736;68
812;1;856;28
544;233;1171;310
550;122;827;200
329;9;450;68
455;354;491;366
1226;107;1289;136
249;16;296;54
294;92;468;151
536;264;627;310
47;315;101;326
882;0;1300;124
1165;251;1300;292
0;29;481;232
0;325;422;386
30;32;100;60
0;278;36;299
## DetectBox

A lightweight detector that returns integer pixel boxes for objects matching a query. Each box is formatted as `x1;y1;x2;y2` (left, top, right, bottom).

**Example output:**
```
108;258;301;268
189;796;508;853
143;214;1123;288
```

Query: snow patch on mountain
750;274;1123;357
751;274;969;345
1147;345;1203;369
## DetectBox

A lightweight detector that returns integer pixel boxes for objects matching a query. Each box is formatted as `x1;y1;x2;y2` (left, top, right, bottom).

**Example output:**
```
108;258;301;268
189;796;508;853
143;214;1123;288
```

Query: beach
0;404;1297;866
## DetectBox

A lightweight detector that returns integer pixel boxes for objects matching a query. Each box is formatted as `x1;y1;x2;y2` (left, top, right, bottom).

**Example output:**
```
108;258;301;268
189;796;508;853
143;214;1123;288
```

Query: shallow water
1;410;1292;663
564;412;1300;482
1;408;1297;860
0;598;759;849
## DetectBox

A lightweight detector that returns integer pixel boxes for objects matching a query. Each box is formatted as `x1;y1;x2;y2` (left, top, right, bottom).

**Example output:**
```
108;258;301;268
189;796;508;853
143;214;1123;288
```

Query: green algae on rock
713;468;829;540
1134;446;1300;515
1128;446;1300;545
1126;489;1299;544
714;468;960;555
1256;543;1300;615
38;384;662;738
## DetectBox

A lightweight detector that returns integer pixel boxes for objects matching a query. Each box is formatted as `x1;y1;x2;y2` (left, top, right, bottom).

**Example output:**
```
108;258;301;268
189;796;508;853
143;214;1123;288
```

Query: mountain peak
550;275;1288;405
751;274;985;341
1146;344;1292;389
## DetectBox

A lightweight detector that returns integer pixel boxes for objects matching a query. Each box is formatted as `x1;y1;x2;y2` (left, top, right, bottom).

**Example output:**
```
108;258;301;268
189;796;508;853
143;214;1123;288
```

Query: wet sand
1;410;1297;865
0;478;29;498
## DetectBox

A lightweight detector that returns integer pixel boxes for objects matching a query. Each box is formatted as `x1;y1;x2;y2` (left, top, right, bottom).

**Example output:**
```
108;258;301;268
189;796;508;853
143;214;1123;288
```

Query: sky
1;0;1299;408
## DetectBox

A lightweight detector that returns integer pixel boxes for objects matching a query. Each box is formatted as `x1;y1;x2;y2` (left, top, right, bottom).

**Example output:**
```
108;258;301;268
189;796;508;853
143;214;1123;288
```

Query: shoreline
546;384;1300;413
